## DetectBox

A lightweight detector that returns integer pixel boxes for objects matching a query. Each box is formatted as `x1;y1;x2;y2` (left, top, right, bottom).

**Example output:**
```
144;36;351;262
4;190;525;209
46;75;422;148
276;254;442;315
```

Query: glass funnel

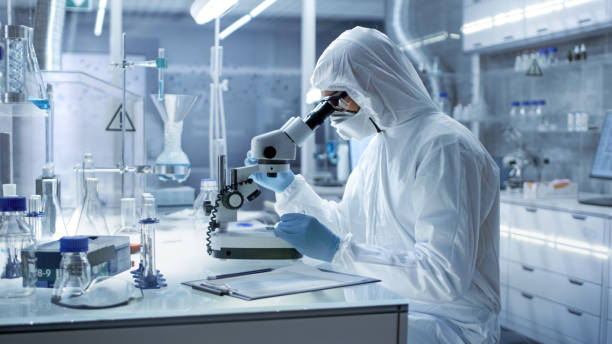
0;25;48;117
151;94;198;183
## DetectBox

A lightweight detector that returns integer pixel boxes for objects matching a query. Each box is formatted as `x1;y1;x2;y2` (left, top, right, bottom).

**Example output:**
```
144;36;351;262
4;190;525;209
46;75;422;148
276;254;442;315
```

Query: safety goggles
318;91;357;114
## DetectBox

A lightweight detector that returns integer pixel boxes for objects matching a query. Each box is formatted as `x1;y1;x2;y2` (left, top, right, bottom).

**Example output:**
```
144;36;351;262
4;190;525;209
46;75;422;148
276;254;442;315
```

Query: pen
207;268;274;280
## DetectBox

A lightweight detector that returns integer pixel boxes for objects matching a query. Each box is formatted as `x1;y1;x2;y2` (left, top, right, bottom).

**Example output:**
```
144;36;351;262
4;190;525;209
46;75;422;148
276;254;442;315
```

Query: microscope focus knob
223;191;244;210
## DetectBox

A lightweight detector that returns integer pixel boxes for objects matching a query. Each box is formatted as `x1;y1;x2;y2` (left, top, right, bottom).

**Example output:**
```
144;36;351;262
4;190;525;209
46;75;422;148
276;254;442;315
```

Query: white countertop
501;191;612;218
0;209;405;329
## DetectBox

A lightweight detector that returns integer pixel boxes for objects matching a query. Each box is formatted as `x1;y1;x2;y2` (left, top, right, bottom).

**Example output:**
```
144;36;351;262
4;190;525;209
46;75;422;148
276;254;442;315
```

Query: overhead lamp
190;0;239;25
94;0;107;36
219;14;251;39
220;0;277;40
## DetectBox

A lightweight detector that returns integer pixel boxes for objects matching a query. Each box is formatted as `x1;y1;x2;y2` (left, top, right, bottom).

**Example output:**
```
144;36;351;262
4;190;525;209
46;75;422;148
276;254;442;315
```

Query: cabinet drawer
608;321;612;344
609;288;612;321
507;287;600;343
509;235;603;284
500;203;512;259
512;206;605;247
507;260;601;315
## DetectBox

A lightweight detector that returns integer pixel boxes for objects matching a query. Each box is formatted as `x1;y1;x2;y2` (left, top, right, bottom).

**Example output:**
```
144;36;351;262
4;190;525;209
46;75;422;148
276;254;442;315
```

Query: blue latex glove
244;151;295;193
275;213;340;262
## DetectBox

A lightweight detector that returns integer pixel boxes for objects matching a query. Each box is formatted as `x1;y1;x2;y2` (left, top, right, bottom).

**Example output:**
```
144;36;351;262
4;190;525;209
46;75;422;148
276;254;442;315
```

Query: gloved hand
244;151;295;193
275;213;340;262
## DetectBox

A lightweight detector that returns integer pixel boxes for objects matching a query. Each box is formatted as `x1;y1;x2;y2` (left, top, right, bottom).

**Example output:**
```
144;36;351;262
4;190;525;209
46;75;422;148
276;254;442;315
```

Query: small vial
567;112;575;132
509;101;520;117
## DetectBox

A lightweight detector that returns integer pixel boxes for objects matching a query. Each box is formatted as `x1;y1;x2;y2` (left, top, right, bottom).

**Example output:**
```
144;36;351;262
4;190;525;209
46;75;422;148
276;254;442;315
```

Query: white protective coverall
274;27;501;343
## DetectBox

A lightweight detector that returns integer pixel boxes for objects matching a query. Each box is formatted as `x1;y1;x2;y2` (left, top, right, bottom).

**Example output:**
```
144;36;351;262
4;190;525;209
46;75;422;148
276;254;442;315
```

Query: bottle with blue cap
0;196;37;298
193;178;217;228
52;236;91;301
438;92;450;116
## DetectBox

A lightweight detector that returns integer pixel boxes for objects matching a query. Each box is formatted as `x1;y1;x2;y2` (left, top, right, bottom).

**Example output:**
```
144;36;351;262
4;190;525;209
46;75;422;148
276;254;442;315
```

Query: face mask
330;108;379;141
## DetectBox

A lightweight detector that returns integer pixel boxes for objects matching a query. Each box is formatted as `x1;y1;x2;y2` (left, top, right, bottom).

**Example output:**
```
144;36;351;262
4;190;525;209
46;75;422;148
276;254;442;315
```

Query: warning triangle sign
106;104;136;132
526;59;543;77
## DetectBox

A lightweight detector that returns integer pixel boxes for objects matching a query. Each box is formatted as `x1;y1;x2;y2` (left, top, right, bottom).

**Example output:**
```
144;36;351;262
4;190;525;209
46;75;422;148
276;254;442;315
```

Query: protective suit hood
311;26;440;130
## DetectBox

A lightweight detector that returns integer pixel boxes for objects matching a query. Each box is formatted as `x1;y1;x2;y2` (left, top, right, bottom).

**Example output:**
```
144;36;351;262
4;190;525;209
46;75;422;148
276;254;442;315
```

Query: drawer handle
569;278;584;286
567;308;583;317
522;265;534;272
579;18;591;24
537;28;548;33
521;292;534;300
503;35;514;41
571;214;587;220
525;207;538;213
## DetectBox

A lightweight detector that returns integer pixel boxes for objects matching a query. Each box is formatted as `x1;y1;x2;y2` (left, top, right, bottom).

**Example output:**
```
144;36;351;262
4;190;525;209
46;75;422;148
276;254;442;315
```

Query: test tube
25;195;42;241
140;198;158;286
157;48;165;101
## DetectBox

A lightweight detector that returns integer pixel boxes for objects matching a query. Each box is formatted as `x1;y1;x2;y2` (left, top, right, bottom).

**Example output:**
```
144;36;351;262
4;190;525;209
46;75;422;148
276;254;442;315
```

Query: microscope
205;92;345;259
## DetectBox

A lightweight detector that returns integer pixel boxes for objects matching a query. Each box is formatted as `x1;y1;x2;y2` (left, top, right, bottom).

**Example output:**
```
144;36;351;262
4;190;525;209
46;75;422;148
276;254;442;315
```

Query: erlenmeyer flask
68;153;95;234
41;179;67;241
0;25;48;117
151;94;198;183
74;178;110;236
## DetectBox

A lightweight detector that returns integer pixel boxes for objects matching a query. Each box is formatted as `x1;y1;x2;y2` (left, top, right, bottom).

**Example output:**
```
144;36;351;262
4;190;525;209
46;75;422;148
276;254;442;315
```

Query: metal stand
209;17;228;180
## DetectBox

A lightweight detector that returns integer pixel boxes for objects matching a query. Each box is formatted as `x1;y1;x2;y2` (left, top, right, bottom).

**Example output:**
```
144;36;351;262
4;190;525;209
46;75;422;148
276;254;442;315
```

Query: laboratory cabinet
463;0;612;52
500;194;612;344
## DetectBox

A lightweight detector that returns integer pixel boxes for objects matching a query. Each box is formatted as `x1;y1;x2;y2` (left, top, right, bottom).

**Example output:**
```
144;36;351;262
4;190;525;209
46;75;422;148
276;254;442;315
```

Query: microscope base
210;225;302;260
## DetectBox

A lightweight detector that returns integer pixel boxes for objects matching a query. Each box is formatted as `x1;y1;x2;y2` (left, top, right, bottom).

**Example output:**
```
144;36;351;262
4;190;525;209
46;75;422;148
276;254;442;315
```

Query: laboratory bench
499;192;612;344
0;210;408;344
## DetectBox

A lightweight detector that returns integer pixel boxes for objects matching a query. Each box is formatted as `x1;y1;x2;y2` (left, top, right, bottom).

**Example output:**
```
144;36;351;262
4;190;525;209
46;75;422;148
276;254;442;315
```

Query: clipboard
182;263;380;300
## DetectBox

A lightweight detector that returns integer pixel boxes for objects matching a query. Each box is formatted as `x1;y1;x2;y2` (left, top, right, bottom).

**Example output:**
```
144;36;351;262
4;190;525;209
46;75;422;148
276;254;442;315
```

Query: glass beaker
151;94;198;183
0;196;37;298
74;178;110;236
0;25;48;117
41;179;67;240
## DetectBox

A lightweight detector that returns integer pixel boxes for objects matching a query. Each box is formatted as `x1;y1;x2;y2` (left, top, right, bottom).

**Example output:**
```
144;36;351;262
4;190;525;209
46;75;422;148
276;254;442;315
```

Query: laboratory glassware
41;178;67;240
151;94;198;183
0;25;48;117
74;178;110;236
193;178;217;226
2;183;16;196
52;236;144;309
52;236;91;302
75;152;95;205
119;198;137;233
25;195;43;241
0;196;36;298
133;197;166;289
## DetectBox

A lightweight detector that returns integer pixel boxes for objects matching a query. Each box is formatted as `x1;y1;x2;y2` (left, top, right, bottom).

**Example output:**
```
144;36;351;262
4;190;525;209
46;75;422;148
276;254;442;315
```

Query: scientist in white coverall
246;27;500;343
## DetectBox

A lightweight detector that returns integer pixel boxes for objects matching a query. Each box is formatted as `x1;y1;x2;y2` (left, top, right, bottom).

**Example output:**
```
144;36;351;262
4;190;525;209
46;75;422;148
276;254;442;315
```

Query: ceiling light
190;0;238;25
